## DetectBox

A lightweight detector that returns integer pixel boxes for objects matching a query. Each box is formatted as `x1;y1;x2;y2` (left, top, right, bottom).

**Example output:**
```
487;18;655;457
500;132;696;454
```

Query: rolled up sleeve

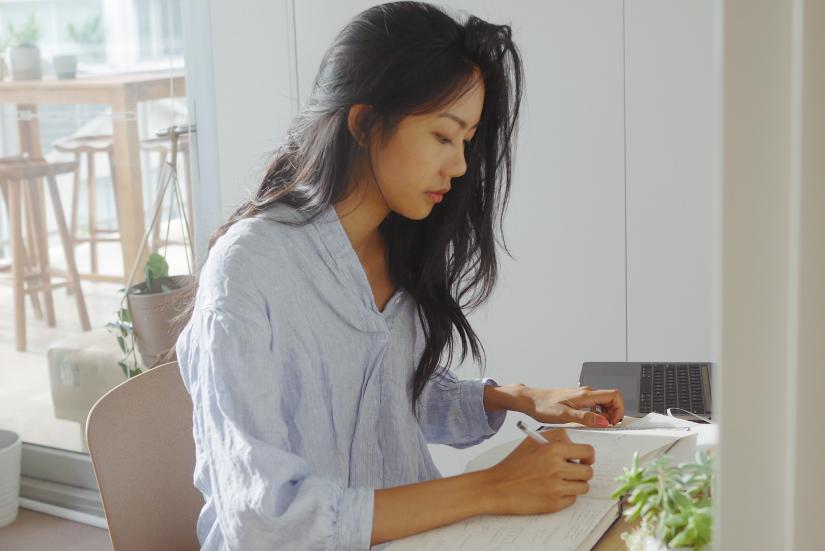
416;369;507;449
177;294;374;550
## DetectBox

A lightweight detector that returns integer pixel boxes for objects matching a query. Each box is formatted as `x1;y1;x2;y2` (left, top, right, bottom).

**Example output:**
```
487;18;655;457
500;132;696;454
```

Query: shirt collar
314;203;352;259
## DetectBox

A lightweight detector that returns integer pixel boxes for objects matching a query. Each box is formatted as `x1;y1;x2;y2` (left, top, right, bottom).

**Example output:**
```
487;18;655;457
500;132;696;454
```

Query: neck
334;178;389;259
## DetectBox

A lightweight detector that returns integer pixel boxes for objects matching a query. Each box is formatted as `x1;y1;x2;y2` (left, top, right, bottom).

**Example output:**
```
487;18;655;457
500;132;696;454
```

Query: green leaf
119;308;131;323
144;253;169;290
116;335;126;353
624;501;644;522
670;488;692;510
669;528;692;547
640;499;659;519
663;512;688;528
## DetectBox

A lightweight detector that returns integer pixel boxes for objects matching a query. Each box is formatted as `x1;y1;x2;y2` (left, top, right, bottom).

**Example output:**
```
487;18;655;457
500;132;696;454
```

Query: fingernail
596;417;610;427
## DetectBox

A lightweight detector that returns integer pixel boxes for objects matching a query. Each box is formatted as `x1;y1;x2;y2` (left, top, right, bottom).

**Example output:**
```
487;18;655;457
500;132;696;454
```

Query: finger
556;442;595;465
538;428;571;443
579;389;625;425
560;462;594;482
564;408;610;428
553;495;577;511
560;481;590;496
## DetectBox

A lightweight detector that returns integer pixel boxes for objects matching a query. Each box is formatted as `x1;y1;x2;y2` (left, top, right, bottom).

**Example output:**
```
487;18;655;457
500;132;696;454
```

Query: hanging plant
106;127;195;376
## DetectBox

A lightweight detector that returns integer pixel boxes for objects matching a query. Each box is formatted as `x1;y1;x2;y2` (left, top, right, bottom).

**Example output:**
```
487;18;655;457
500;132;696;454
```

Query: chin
390;201;434;221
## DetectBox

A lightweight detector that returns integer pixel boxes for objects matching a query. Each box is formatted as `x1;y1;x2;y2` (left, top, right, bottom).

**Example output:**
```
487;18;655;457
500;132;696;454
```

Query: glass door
0;0;194;511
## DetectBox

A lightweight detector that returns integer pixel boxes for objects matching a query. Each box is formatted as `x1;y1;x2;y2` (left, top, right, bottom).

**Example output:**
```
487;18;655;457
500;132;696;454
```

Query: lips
425;191;444;203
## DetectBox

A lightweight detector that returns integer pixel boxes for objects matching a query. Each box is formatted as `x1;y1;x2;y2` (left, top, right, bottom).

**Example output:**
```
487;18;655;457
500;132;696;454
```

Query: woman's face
366;78;485;220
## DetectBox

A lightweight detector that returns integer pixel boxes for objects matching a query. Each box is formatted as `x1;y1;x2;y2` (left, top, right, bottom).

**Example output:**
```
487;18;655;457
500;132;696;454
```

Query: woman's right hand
483;428;595;516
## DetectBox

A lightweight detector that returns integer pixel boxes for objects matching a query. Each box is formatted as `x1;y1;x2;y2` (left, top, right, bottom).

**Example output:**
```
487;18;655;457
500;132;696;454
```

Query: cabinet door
293;1;626;474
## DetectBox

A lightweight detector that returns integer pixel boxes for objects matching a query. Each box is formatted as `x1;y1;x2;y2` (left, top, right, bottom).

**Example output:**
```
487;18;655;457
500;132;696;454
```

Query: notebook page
385;497;617;551
562;429;689;499
466;427;691;499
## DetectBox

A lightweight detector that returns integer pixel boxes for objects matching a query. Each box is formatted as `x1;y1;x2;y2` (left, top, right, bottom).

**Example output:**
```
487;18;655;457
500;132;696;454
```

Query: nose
445;145;468;179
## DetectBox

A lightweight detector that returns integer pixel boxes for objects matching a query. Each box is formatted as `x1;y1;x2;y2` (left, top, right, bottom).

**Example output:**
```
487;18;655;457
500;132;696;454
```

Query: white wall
625;0;715;361
186;0;717;477
718;0;825;548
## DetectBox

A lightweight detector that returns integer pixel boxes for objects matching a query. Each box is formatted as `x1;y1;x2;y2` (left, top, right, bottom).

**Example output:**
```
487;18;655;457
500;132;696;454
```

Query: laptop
579;362;713;422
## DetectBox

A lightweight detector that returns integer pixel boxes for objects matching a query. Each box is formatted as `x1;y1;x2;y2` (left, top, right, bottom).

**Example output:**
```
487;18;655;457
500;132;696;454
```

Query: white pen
516;420;549;445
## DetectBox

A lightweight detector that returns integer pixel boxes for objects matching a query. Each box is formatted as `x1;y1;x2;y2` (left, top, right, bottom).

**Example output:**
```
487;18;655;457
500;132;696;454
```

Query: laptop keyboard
639;363;708;415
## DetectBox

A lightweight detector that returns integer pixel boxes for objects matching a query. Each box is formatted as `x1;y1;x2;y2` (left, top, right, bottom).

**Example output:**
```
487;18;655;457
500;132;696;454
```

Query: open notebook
386;415;694;551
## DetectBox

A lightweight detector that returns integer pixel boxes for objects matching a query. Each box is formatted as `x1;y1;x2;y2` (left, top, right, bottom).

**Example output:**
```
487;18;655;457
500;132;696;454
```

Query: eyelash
436;134;472;147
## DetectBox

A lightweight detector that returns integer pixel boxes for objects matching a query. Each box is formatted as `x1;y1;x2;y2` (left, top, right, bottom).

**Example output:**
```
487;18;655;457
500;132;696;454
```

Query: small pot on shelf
53;54;78;79
9;45;42;81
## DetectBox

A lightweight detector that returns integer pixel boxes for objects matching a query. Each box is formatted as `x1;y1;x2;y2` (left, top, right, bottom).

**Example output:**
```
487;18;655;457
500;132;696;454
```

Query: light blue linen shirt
175;203;506;550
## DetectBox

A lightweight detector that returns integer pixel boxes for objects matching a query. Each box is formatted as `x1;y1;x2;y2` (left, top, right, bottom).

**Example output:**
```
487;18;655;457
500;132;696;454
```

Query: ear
347;104;372;147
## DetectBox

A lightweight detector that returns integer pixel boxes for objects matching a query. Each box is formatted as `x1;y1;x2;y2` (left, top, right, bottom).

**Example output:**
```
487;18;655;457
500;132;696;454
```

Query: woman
176;2;624;549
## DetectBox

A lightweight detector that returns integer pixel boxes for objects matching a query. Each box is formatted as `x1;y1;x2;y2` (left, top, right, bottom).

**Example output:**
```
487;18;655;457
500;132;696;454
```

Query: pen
539;426;691;432
516;420;549;445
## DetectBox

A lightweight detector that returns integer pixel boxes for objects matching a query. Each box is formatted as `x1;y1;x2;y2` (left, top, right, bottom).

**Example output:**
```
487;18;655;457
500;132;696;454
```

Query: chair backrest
86;361;203;551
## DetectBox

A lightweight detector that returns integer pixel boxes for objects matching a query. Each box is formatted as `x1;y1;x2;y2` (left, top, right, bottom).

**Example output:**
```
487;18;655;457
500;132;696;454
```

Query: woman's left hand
521;386;625;428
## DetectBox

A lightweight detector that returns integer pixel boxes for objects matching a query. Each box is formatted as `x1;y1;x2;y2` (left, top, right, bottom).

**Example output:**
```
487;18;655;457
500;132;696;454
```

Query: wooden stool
53;135;121;281
140;134;192;249
0;157;91;351
0;155;45;321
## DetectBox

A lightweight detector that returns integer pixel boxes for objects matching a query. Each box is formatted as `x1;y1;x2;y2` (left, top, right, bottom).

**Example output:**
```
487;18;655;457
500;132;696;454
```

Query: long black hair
203;1;523;413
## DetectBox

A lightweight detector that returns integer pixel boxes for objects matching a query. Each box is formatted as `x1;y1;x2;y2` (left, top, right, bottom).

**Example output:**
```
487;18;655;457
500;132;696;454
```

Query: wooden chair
0;157;91;351
86;361;203;551
53;135;122;282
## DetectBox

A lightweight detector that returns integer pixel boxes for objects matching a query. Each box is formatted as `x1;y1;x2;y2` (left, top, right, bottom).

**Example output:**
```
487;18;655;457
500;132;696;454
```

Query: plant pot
642;535;692;551
53;54;77;79
127;274;195;369
622;526;695;551
9;45;42;81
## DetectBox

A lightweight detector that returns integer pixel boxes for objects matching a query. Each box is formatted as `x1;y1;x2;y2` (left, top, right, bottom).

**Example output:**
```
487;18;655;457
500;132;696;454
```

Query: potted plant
108;252;195;376
6;15;42;81
66;15;105;64
612;451;714;550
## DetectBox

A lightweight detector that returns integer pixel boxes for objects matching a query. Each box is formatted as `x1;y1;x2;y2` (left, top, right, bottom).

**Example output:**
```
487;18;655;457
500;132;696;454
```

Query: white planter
0;429;22;528
9;45;42;81
642;534;693;551
53;54;78;79
127;275;196;369
623;527;696;551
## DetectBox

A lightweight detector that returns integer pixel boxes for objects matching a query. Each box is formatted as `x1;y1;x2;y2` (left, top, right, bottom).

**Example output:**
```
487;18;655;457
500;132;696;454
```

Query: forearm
483;383;532;413
371;469;495;545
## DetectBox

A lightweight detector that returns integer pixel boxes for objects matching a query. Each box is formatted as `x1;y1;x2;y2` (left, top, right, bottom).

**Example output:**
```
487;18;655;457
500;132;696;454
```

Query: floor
0;508;111;551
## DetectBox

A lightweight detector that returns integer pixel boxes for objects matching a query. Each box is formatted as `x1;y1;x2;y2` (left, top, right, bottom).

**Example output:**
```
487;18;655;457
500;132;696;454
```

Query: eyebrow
438;113;480;130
